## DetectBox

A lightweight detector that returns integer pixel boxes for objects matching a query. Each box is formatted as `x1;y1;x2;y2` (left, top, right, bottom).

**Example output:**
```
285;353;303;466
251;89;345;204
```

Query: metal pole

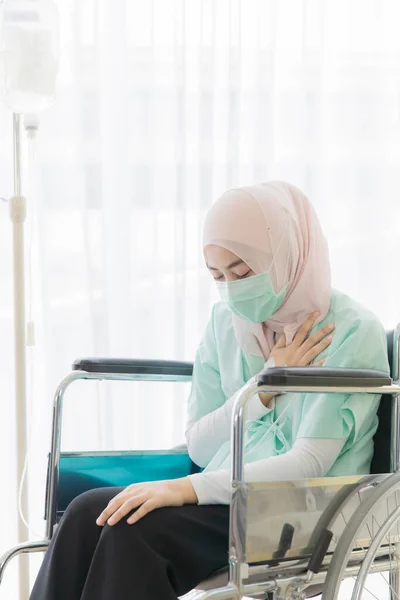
13;114;22;194
10;112;30;600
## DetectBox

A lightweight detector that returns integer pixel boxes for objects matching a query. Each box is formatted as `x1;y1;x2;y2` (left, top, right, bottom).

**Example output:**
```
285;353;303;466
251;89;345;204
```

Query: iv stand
10;112;30;600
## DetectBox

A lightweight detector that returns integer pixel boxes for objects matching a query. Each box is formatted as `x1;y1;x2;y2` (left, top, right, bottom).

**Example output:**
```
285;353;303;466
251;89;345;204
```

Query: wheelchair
1;327;400;600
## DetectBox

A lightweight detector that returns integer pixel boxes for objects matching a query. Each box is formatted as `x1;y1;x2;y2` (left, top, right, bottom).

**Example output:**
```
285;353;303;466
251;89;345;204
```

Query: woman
30;182;389;599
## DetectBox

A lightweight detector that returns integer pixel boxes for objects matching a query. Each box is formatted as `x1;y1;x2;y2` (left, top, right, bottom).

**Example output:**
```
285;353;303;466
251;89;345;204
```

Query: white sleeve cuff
245;392;274;421
188;471;231;505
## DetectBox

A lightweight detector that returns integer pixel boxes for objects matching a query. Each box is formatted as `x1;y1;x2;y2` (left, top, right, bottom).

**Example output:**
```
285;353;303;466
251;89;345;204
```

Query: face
204;245;255;283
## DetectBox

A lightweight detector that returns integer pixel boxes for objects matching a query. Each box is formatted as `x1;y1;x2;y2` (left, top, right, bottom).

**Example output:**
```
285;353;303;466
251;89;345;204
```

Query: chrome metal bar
228;384;258;589
390;327;400;473
247;545;392;577
73;371;192;383
0;540;49;585
231;384;258;485
45;371;88;539
183;586;239;599
391;395;400;472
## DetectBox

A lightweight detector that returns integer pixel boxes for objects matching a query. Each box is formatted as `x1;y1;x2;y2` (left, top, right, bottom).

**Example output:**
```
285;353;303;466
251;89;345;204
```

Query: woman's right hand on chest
270;312;334;368
258;313;334;408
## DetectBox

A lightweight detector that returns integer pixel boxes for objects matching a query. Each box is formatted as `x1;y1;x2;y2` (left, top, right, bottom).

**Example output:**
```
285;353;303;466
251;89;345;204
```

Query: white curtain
1;0;400;595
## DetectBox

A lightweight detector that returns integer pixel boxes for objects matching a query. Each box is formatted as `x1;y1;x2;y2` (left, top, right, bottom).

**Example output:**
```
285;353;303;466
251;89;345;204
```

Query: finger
96;490;137;526
301;323;335;353
96;496;128;526
273;334;286;350
107;493;149;526
292;312;320;347
104;484;139;508
301;335;333;366
127;499;157;525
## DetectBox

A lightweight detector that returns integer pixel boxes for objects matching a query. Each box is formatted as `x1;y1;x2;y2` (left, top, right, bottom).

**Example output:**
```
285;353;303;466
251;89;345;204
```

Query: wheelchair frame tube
391;394;400;472
45;372;87;539
228;380;400;591
45;369;192;540
390;329;400;472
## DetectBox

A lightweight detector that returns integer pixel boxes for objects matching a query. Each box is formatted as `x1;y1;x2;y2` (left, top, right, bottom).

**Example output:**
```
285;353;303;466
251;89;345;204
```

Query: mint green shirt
187;289;390;477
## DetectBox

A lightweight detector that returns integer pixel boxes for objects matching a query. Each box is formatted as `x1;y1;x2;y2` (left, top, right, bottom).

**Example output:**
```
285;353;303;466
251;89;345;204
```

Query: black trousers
30;487;230;600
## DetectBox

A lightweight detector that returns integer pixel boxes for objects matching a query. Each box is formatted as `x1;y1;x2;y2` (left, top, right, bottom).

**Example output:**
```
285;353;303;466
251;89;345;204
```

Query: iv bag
0;0;59;113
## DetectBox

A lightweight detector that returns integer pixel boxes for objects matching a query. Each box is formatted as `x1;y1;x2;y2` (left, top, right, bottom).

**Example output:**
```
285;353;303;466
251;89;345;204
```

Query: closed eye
214;271;251;282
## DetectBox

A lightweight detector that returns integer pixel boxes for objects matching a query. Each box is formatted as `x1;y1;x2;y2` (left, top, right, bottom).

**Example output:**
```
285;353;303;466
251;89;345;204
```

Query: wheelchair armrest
257;367;392;388
72;358;193;378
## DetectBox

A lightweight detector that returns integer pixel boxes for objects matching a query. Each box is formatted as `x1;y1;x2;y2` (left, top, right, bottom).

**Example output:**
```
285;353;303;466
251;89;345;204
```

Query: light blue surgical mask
216;271;287;323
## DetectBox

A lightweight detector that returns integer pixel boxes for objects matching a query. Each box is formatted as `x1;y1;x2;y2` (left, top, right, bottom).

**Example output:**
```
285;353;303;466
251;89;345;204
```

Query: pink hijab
203;181;332;360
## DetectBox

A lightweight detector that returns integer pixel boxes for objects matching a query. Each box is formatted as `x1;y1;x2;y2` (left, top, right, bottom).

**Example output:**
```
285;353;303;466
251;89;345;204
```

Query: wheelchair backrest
370;328;399;474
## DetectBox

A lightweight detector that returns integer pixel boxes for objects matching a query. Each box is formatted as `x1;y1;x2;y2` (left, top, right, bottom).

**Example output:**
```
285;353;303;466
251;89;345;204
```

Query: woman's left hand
96;478;198;527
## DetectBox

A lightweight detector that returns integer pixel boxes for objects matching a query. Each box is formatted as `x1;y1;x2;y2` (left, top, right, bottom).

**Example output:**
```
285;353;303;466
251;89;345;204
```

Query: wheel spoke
364;513;400;599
